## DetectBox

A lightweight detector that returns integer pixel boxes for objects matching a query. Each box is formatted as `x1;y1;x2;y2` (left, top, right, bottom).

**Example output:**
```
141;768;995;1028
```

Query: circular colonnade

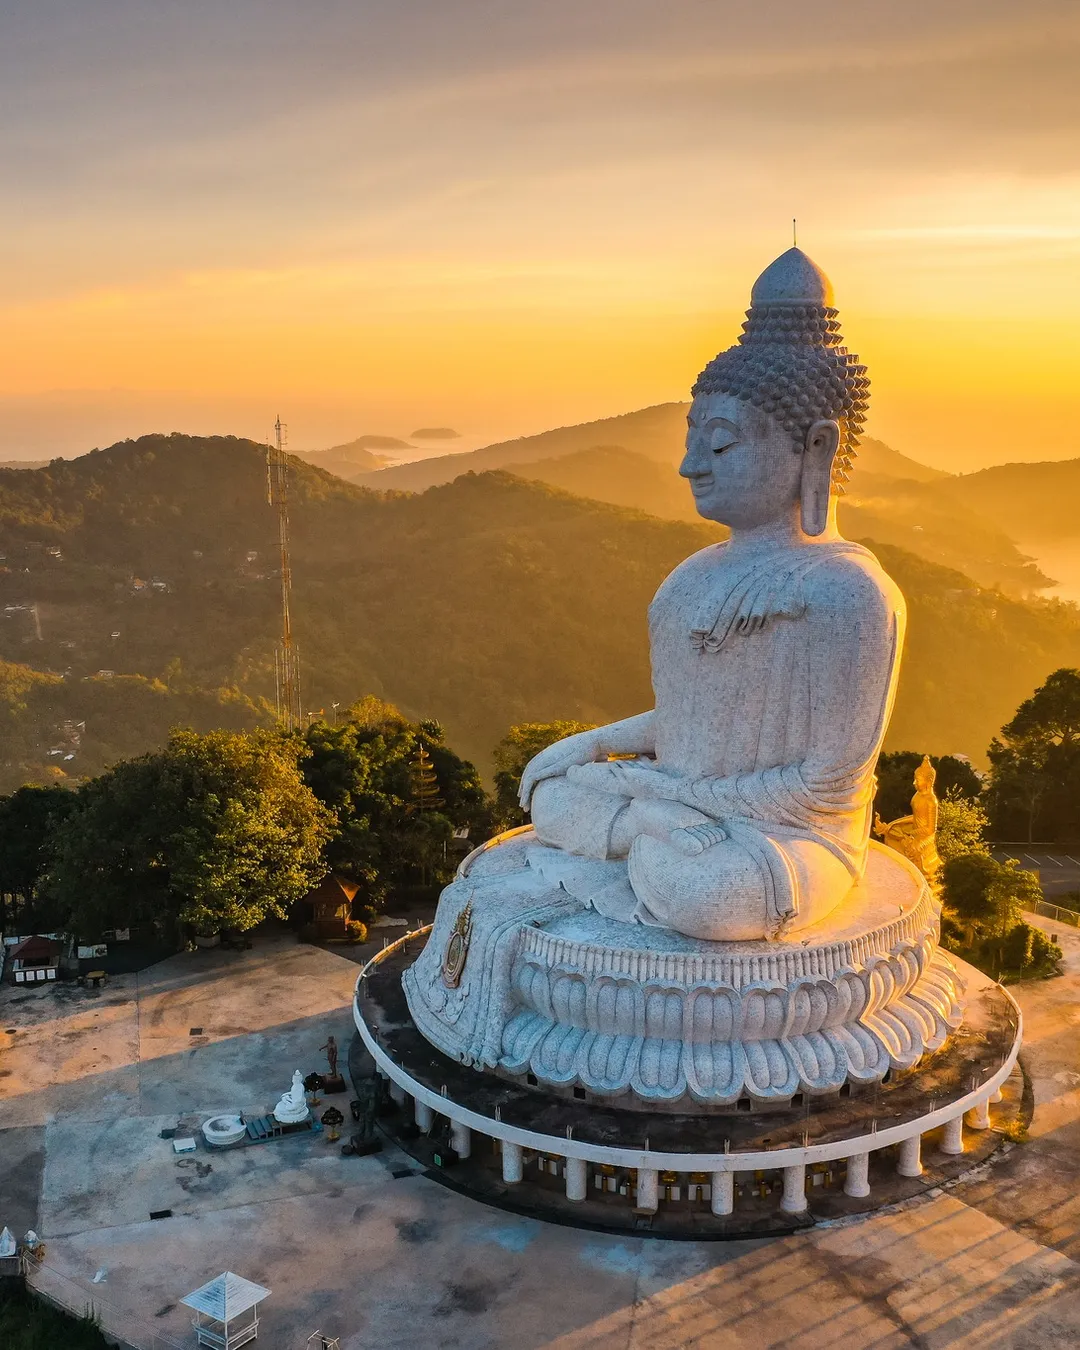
353;928;1022;1226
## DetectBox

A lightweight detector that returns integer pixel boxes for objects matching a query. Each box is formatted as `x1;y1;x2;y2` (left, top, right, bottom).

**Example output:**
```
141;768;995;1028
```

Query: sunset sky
3;1;1079;469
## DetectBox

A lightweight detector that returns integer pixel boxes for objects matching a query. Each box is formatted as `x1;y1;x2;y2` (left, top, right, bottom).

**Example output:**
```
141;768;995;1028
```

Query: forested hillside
2;433;1078;790
943;458;1080;542
463;445;1045;594
354;404;1043;594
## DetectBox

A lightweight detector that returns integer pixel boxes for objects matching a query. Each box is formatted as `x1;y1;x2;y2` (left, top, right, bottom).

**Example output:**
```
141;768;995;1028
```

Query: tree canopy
0;784;78;930
492;719;596;829
45;729;330;937
300;698;489;909
986;668;1080;842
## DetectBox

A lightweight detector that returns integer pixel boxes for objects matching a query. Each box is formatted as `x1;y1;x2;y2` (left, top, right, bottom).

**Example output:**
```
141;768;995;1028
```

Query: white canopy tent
180;1272;270;1348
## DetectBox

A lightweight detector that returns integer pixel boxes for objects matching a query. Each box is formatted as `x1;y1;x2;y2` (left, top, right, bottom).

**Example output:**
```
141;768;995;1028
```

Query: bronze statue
320;1034;339;1078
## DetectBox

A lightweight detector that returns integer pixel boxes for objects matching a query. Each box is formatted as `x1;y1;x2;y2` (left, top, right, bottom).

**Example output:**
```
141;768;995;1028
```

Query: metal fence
1028;898;1080;929
25;1255;186;1350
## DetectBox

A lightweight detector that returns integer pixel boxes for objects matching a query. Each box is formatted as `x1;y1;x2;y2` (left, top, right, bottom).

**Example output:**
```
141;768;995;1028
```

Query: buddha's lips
689;476;714;496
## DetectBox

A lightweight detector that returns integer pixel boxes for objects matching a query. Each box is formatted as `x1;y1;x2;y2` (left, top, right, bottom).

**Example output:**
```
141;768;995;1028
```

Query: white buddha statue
403;249;961;1105
522;247;901;942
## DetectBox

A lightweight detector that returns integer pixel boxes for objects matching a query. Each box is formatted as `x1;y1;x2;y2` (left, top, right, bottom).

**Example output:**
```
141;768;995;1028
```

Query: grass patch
0;1281;111;1349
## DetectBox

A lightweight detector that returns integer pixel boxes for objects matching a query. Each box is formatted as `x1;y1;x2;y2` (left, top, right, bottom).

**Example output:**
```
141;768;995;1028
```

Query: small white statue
273;1069;310;1124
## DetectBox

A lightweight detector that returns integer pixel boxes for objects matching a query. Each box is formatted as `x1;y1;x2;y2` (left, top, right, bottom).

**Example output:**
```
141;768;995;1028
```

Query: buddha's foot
669;821;728;856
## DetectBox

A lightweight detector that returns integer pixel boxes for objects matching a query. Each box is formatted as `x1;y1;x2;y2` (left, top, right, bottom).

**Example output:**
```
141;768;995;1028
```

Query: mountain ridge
1;433;1077;790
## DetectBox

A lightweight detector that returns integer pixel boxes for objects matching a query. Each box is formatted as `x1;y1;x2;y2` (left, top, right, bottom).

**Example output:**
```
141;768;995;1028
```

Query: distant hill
329;434;412;453
411;427;461;440
943;459;1080;541
855;437;950;484
349;403;1043;587
295;447;391;479
358;403;945;492
439;442;1043;594
2;434;1078;788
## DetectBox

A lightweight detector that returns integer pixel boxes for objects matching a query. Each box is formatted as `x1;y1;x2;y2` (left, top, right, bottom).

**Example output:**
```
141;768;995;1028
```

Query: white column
897;1134;922;1177
450;1121;472;1159
710;1170;734;1216
941;1115;965;1155
565;1157;588;1202
635;1168;659;1212
844;1152;871;1198
967;1098;991;1130
389;1082;407;1107
414;1100;434;1132
501;1141;523;1184
989;1087;1003;1104
781;1164;807;1213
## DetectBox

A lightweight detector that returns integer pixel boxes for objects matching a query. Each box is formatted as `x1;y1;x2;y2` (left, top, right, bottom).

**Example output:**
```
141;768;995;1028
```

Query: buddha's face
681;393;803;531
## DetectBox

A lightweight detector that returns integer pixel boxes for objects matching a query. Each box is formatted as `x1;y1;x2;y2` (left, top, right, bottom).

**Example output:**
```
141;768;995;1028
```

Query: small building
8;935;61;984
303;875;359;938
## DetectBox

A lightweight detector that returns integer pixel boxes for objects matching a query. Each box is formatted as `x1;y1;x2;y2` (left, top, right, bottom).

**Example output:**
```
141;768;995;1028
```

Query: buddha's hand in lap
518;730;602;809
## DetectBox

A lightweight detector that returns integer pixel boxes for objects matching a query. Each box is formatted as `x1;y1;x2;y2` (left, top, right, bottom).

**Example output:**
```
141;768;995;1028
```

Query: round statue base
272;1103;310;1126
354;930;1024;1238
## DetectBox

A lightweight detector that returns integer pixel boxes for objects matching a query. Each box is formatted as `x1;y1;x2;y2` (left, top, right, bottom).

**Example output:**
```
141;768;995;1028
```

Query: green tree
492;720;596;829
987;669;1080;842
46;729;329;937
936;793;990;864
873;751;982;824
301;699;489;909
942;853;1041;939
0;784;77;930
1001;920;1061;977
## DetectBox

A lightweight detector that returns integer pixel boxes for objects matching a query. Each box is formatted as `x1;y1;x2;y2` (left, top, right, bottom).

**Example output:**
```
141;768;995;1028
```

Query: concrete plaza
2;922;1080;1349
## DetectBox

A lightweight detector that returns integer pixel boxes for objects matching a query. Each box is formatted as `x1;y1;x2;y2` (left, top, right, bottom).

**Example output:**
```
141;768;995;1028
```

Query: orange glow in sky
2;4;1079;469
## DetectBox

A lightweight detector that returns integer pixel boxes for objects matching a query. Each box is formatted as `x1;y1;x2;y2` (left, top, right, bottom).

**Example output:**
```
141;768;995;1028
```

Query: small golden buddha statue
873;755;941;886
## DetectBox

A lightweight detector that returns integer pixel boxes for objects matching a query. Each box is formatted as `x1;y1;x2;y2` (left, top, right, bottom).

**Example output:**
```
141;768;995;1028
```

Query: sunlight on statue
522;248;900;940
403;250;961;1106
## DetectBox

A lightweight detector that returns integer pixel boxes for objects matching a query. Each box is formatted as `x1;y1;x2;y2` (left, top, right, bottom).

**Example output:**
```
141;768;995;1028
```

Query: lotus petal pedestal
404;832;965;1109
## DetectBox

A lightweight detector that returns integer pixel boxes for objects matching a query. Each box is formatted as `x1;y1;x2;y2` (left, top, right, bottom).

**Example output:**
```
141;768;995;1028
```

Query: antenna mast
267;415;302;731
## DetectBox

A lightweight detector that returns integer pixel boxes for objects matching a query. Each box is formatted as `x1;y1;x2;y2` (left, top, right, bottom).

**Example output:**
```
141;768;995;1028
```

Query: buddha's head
681;249;869;536
914;754;937;794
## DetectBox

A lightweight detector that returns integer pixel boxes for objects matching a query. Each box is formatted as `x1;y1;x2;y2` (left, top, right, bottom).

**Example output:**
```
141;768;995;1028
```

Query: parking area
993;847;1080;900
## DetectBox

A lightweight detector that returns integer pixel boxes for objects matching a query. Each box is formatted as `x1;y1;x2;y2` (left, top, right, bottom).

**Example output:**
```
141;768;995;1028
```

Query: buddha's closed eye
711;434;738;455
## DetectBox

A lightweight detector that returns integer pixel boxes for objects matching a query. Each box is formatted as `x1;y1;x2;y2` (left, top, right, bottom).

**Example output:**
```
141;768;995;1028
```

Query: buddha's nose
680;436;706;477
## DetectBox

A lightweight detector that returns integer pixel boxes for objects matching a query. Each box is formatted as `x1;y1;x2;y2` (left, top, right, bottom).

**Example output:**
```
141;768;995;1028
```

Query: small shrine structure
7;935;61;985
303;875;359;938
180;1271;270;1348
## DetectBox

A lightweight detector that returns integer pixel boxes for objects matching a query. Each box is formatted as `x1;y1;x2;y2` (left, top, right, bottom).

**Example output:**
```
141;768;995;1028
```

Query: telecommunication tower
266;415;302;730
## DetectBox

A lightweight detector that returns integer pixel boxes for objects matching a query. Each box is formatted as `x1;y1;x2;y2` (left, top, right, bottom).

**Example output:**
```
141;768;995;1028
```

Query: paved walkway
2;922;1080;1349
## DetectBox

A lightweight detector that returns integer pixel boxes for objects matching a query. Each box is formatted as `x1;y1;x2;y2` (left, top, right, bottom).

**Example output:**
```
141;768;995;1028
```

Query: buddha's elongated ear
800;419;841;537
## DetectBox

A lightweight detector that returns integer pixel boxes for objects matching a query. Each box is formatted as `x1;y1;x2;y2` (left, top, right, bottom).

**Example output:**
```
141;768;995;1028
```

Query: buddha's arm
519;711;656;809
592;710;656;757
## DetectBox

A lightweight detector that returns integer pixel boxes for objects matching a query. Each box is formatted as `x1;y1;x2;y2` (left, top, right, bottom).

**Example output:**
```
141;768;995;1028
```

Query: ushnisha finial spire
691;251;874;488
750;247;834;307
692;248;869;489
